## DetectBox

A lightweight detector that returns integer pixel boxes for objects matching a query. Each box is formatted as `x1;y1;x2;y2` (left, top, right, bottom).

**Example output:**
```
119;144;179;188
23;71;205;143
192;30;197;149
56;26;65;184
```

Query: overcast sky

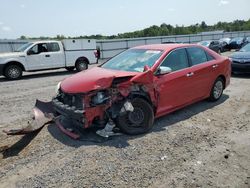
0;0;249;39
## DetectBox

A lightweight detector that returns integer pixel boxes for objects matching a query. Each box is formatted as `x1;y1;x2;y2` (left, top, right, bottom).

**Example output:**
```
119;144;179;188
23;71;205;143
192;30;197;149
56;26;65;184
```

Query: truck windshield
101;49;163;72
16;43;34;52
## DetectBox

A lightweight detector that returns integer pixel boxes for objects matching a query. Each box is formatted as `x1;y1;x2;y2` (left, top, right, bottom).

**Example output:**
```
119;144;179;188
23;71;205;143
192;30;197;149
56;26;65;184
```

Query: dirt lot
0;57;249;187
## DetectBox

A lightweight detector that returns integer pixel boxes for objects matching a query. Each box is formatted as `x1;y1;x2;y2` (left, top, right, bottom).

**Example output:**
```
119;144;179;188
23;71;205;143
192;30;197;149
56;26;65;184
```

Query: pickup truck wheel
208;77;224;101
4;64;22;80
76;59;88;71
65;67;75;71
116;98;154;135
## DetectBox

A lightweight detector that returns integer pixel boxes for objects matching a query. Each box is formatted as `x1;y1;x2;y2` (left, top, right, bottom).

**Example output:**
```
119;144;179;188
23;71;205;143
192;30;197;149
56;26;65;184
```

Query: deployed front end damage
4;69;156;139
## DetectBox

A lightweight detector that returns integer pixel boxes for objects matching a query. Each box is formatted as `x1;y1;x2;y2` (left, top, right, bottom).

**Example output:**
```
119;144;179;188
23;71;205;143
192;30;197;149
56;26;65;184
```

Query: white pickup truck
0;39;98;79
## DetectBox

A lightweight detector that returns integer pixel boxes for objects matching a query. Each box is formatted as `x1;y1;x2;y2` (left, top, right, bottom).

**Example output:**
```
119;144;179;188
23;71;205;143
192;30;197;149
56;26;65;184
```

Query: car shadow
0;70;76;82
47;94;229;149
2;130;41;158
152;94;229;133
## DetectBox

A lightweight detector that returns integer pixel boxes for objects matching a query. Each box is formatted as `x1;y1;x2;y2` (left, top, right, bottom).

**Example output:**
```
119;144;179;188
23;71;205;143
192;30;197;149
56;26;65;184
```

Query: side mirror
27;50;31;55
27;50;36;55
143;65;150;72
157;66;172;75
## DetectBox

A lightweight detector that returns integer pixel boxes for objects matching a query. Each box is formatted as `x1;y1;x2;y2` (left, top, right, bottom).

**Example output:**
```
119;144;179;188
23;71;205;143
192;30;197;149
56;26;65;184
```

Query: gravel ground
0;56;249;188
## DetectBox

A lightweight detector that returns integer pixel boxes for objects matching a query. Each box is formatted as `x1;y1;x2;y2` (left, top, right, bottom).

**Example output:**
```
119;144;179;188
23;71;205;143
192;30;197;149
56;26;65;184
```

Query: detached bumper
232;63;250;73
3;100;55;135
55;117;81;139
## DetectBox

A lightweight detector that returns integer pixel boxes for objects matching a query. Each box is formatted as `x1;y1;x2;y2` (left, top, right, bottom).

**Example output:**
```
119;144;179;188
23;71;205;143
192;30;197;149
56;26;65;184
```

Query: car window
47;43;60;52
161;48;189;71
187;47;208;65
28;43;48;54
206;52;215;61
213;41;219;45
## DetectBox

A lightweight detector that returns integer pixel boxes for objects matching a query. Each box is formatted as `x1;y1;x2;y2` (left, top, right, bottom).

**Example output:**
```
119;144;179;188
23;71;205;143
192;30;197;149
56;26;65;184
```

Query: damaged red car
4;44;231;138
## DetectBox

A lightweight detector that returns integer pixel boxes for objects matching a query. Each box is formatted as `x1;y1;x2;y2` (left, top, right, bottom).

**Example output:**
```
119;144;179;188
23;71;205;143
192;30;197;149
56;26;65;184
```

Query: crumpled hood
61;67;138;93
0;52;25;58
230;52;250;59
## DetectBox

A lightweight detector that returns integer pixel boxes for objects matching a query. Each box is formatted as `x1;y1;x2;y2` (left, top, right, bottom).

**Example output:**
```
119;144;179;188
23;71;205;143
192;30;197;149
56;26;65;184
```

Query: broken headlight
91;91;110;106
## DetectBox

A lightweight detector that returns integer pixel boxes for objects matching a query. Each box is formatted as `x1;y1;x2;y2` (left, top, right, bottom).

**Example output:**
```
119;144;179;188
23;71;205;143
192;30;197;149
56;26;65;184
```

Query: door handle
212;64;218;68
186;72;194;77
45;54;50;57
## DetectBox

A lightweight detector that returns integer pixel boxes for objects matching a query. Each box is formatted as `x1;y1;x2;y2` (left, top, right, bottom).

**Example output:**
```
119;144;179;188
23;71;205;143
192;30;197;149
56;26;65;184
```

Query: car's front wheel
4;64;23;80
209;77;224;101
116;98;154;135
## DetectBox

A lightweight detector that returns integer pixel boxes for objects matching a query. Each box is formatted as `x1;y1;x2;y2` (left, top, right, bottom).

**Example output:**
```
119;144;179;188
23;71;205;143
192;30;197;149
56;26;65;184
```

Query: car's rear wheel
208;77;224;101
4;64;23;80
76;59;88;71
116;98;154;135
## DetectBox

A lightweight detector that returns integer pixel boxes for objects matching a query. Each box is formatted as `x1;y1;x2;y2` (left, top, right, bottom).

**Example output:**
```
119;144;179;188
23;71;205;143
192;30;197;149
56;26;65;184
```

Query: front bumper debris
3;100;55;135
3;99;121;140
52;97;84;125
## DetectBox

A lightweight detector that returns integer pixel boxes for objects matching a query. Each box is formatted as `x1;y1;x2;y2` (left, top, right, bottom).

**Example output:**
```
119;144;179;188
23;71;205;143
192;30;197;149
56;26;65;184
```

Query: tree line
20;19;250;40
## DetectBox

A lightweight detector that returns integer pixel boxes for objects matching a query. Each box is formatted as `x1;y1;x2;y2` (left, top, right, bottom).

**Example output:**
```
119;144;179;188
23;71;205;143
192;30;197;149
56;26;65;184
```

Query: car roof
133;43;201;51
32;40;59;44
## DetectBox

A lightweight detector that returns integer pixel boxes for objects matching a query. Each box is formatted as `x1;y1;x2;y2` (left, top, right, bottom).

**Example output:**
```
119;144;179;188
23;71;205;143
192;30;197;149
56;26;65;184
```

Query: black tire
75;59;88;71
65;67;75;71
4;64;22;80
116;98;154;135
208;77;224;102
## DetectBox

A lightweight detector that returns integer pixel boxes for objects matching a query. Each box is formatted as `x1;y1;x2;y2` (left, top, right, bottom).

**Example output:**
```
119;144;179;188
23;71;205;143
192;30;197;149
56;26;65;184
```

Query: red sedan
50;44;231;136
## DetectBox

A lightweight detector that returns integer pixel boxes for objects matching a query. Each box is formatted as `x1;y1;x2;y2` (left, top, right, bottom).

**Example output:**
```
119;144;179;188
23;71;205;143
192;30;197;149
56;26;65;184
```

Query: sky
0;0;249;39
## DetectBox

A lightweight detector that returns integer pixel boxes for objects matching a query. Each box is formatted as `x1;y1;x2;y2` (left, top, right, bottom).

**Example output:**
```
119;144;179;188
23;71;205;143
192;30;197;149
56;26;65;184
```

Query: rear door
186;47;219;99
155;48;194;116
45;42;65;68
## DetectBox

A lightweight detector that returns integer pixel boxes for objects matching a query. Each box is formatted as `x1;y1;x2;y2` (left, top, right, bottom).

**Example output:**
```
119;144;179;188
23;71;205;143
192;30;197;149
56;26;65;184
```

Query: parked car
219;37;231;52
230;43;250;73
0;39;98;80
30;43;230;138
228;37;247;50
197;40;221;53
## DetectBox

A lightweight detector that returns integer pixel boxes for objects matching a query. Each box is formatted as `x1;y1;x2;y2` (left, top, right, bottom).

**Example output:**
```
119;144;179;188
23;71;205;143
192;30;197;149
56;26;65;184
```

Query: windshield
230;37;243;42
16;42;34;52
239;43;250;52
198;41;210;47
101;49;163;72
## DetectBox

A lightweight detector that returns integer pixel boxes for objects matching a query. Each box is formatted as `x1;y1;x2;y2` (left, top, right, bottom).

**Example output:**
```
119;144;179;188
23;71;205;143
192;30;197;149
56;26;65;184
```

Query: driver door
155;48;194;117
26;43;50;70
